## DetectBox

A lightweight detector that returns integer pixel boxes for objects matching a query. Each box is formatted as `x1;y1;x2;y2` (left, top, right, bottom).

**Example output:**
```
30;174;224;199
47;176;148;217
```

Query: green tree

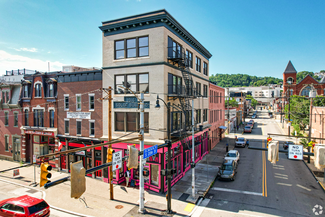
225;98;238;107
246;95;258;108
284;95;310;131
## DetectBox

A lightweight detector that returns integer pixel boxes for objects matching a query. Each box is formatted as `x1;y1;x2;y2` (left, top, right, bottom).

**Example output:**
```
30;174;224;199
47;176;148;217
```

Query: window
168;37;182;59
6;92;9;103
65;119;69;134
169;74;182;95
216;92;219;103
24;109;29;126
49;110;54;128
35;84;42;97
34;110;44;127
14;112;18;127
5;135;9;151
89;94;95;111
2;92;5;103
203;62;208;75
196;82;201;96
301;86;312;97
4;112;8;126
49;83;54;97
186;50;193;68
24;85;29;98
196;57;201;72
76;95;81;111
196;109;201;124
115;73;149;94
64;95;69;110
115;36;149;59
89;120;95;136
172;111;182;132
203;85;208;98
203;109;208;122
115;112;149;133
77;120;81;135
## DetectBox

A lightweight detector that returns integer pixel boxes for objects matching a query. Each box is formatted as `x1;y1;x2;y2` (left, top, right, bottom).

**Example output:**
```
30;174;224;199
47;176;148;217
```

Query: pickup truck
235;137;246;148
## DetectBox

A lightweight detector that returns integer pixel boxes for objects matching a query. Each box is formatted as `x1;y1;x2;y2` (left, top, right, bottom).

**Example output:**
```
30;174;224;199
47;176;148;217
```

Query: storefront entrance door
13;137;21;162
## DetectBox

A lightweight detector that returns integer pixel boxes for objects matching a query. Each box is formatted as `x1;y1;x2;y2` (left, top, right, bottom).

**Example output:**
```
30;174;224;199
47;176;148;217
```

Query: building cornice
102;61;210;82
99;9;212;59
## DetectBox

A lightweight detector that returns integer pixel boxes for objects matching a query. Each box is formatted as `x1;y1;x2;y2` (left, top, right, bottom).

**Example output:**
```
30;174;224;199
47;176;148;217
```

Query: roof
99;9;212;59
7;195;44;207
297;74;319;85
319;76;325;84
284;60;297;74
228;150;237;153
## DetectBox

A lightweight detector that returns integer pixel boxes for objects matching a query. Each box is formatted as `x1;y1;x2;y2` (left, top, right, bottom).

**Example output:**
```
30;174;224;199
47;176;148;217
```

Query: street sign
288;145;303;160
143;145;158;159
33;155;36;163
112;151;122;171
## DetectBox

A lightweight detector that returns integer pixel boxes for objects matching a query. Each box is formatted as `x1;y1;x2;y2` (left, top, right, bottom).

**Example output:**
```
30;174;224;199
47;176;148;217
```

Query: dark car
217;159;237;181
283;141;295;150
0;195;50;217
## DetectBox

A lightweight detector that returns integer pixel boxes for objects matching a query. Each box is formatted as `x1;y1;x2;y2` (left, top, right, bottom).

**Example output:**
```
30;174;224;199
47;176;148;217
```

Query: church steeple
284;60;297;74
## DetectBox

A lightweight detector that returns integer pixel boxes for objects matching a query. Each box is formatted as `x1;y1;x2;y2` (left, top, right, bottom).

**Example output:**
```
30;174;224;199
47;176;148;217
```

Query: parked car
283;141;295;150
0;195;50;217
235;137;246;147
217;159;237;181
244;126;252;133
269;114;273;118
224;150;240;162
248;120;254;124
252;114;257;119
246;123;254;129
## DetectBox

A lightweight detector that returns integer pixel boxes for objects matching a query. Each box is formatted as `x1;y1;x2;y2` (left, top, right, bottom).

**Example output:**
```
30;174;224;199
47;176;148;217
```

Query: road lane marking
273;165;284;167
262;143;264;197
184;203;195;212
296;184;311;191
274;173;288;177
274;176;288;180
277;183;292;186
262;139;267;197
211;187;263;196
273;167;285;170
264;140;267;197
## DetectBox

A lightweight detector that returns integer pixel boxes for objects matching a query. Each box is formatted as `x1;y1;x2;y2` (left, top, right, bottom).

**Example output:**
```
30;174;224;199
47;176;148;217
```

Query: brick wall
311;106;325;144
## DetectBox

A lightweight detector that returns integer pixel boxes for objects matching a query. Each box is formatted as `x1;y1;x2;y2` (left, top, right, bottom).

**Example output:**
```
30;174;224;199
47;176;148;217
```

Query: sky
0;0;324;79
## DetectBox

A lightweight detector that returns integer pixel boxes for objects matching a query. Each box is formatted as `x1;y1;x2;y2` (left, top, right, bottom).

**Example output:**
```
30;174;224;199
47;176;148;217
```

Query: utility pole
227;88;230;134
191;99;195;199
166;102;172;214
288;94;291;136
139;92;145;213
308;97;313;164
100;87;114;200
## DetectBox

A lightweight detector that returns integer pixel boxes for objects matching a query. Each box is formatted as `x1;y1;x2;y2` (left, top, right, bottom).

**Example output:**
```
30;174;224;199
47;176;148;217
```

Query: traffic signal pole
139;92;145;213
308;98;313;164
108;87;114;200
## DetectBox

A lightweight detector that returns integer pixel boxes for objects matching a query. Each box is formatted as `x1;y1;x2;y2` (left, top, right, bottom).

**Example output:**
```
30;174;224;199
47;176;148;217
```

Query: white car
224;150;240;162
235;137;246;147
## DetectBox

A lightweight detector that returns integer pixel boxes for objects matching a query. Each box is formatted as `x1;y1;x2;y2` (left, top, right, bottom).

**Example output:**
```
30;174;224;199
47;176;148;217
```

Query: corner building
99;9;212;192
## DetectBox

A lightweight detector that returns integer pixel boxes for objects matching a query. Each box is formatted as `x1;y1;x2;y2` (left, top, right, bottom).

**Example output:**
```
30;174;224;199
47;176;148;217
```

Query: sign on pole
33;155;36;164
288;145;303;160
143;145;158;159
112;151;122;171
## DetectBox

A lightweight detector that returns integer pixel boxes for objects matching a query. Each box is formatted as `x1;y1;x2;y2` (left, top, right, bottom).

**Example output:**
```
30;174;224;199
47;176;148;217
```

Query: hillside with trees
209;74;282;87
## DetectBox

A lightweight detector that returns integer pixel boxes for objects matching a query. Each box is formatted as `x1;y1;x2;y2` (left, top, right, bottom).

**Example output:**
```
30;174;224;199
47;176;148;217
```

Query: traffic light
107;148;114;163
127;145;138;170
266;136;272;148
70;161;86;199
267;141;279;164
40;162;52;187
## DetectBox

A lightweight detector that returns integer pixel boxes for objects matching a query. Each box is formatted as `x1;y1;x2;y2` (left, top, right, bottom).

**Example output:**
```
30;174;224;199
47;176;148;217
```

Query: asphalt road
0;179;78;217
199;110;325;217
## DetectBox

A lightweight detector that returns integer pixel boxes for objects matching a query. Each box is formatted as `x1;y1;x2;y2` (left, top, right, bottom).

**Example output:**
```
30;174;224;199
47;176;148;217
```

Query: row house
20;72;59;167
99;9;212;193
56;70;103;178
209;82;226;150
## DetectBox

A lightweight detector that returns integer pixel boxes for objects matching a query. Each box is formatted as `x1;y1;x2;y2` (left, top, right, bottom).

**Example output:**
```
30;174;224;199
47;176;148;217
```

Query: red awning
59;142;101;151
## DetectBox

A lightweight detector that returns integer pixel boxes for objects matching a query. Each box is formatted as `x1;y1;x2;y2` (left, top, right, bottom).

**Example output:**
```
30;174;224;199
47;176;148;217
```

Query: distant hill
209;74;283;88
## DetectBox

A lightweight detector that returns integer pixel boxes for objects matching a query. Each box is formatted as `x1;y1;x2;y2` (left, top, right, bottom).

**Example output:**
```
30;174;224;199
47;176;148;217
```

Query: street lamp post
155;96;173;214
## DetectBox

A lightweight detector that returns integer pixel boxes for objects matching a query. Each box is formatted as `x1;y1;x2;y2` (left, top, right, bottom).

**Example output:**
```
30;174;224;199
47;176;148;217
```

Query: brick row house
56;70;103;178
209;82;226;150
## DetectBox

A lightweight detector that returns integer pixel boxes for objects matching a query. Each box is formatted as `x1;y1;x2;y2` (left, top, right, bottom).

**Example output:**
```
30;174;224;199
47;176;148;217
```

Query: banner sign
114;96;150;109
67;112;91;119
25;131;54;137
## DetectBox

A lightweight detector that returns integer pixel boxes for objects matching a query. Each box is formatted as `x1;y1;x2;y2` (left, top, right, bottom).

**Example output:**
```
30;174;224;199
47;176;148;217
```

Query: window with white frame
35;83;42;97
64;95;69;110
89;94;95;111
14;112;18;127
49;83;54;97
89;120;95;136
64;119;69;134
77;120;82;135
76;94;81;111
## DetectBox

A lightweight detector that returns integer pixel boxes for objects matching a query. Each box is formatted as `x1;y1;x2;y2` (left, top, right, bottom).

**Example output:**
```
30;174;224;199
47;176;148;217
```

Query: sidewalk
276;121;325;190
0;136;236;217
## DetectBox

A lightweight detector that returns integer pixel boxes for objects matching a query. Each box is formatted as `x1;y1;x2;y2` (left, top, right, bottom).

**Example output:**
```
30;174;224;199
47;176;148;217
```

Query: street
198;110;325;217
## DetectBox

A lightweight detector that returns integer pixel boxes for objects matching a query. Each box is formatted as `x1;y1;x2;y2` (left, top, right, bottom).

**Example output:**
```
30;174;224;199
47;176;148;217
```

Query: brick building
209;82;226;150
0;81;23;161
21;72;59;167
56;70;103;177
311;106;325;144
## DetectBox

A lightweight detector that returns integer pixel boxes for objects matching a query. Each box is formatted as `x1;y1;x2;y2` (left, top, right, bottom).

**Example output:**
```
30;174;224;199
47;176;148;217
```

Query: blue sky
0;0;324;79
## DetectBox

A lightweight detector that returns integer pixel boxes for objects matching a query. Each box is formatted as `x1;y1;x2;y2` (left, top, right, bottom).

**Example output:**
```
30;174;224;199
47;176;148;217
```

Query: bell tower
283;60;297;95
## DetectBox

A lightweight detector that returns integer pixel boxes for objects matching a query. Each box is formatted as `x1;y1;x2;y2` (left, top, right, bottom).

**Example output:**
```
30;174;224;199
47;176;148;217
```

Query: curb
302;160;325;193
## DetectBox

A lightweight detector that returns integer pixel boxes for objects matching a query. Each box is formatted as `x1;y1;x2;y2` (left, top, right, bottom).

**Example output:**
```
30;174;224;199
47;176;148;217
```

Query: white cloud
0;50;65;75
14;47;38;52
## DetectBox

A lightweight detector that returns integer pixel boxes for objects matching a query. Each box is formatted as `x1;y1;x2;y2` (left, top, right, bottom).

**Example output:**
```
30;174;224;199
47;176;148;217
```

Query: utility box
268;141;279;164
314;145;325;170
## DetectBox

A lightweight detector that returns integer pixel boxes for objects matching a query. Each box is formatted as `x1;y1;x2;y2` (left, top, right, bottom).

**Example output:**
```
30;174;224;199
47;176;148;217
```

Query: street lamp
155;95;173;214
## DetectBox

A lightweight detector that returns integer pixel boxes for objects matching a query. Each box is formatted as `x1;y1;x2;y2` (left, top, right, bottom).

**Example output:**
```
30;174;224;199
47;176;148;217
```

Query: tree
225;98;238;108
284;95;310;131
246;95;258;108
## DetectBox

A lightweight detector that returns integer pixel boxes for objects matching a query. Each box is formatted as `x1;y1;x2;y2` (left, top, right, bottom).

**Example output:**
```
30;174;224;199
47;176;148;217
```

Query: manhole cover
115;205;123;209
26;189;38;193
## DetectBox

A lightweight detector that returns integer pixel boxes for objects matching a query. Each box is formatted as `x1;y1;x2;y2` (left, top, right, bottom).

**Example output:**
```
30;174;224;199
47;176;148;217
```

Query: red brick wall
57;80;102;138
209;83;225;150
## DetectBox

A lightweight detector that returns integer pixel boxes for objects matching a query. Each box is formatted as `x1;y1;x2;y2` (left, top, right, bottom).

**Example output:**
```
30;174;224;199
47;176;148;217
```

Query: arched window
287;77;294;84
301;86;312;96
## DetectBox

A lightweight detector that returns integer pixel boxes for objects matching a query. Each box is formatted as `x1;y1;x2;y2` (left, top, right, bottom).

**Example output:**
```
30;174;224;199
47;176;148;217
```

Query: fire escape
167;45;197;139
